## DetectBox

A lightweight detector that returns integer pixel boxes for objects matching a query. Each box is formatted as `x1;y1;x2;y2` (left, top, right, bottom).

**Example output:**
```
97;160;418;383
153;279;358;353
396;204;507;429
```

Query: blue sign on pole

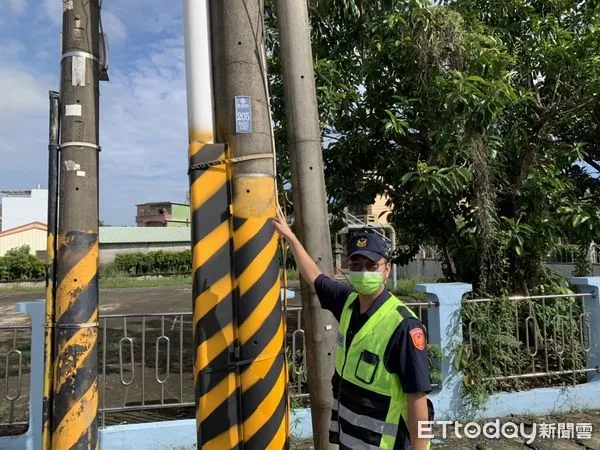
235;96;252;134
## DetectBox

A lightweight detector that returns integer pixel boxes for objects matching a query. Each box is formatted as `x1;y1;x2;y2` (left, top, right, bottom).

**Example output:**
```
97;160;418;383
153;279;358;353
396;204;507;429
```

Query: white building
0;187;48;231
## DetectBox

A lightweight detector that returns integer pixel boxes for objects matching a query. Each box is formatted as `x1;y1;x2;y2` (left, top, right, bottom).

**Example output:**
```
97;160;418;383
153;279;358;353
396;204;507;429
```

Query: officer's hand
272;206;295;241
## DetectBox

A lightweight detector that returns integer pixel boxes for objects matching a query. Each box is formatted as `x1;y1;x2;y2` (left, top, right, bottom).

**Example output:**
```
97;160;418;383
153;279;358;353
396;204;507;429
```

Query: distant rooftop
99;226;191;244
135;201;190;207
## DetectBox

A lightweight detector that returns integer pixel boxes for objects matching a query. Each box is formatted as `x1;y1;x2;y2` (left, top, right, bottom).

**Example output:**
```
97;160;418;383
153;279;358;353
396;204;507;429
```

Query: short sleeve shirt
314;274;432;394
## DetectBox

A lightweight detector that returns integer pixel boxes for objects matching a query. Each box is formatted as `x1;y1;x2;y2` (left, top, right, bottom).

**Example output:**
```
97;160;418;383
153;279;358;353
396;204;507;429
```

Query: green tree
267;0;600;295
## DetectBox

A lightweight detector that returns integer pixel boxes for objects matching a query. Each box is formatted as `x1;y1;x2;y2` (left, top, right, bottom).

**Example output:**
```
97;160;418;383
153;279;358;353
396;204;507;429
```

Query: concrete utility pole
185;0;288;448
42;90;60;450
276;1;338;448
52;1;101;448
210;0;289;445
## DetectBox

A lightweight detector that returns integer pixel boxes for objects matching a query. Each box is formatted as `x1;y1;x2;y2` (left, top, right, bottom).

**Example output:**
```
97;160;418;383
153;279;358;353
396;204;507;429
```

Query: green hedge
114;250;192;276
0;246;46;281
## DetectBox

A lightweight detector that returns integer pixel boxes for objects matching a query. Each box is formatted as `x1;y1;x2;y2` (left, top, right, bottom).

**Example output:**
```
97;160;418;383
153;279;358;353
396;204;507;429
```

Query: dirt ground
0;282;304;325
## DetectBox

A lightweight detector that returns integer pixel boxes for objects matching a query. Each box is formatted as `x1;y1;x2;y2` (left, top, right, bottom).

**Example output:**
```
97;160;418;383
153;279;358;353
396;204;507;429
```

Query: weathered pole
52;0;101;448
183;1;241;448
276;1;338;448
210;0;289;447
42;90;60;449
185;0;289;448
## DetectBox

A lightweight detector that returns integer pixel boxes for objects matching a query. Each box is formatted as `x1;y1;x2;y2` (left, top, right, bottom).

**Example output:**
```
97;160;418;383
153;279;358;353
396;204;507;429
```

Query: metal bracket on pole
60;142;102;151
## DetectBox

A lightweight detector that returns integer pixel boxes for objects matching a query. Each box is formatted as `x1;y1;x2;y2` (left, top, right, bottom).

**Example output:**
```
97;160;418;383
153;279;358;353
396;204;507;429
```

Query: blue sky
0;1;190;225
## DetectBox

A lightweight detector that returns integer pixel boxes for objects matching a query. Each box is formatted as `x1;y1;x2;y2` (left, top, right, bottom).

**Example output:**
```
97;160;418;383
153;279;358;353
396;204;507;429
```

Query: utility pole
42;90;60;449
210;0;289;446
276;1;338;449
52;0;101;448
184;0;288;448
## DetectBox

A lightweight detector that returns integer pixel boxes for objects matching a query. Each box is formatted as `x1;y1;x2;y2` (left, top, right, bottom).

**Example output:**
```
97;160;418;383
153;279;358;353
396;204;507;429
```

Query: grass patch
290;438;313;449
285;269;299;281
99;276;193;289
391;278;427;301
0;284;44;293
3;268;298;292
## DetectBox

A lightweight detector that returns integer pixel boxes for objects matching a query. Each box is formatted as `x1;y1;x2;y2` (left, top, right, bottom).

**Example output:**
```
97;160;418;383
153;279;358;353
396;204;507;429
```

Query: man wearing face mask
273;207;433;450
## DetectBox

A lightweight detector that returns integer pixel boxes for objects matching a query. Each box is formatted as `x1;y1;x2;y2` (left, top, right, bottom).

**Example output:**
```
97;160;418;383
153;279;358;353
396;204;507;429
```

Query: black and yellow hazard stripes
190;142;241;449
42;230;56;449
43;89;60;449
52;231;99;450
190;141;289;450
232;176;289;449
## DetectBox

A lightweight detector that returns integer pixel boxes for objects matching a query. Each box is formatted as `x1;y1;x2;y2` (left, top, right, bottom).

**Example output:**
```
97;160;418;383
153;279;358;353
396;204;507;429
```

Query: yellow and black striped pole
52;1;102;448
42;90;60;449
232;174;289;449
189;141;241;449
184;0;289;448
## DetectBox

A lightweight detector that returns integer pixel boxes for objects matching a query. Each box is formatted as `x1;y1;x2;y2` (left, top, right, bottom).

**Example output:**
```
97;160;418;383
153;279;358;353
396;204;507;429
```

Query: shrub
0;245;46;281
114;250;192;276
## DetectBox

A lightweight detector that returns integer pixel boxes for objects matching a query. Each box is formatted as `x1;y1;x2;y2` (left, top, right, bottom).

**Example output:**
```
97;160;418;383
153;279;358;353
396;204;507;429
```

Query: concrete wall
170;204;190;224
397;258;600;282
99;243;190;265
1;190;47;231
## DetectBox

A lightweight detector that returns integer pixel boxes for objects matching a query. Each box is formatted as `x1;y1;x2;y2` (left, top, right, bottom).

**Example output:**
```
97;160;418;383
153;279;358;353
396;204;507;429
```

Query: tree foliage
114;250;192;276
267;0;600;295
0;246;46;281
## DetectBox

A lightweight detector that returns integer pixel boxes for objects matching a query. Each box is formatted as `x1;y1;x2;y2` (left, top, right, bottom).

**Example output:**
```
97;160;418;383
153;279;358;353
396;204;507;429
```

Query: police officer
273;207;433;450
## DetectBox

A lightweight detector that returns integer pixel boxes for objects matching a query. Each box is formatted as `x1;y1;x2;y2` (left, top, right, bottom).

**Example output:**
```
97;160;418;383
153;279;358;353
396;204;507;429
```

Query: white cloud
0;71;48;117
101;10;127;43
44;0;61;24
0;40;26;59
1;2;191;224
9;0;26;15
95;36;189;223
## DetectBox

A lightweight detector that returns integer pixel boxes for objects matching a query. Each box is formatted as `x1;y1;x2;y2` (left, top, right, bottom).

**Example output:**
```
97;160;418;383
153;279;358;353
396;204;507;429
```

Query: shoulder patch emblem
409;327;426;351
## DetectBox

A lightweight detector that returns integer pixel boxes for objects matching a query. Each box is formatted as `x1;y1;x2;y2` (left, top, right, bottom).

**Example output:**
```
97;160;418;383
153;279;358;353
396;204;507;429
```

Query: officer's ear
384;259;392;278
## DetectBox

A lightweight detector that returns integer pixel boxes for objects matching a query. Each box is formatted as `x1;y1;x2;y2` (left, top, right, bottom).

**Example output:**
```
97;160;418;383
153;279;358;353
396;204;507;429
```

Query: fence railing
0;325;31;433
3;286;597;434
99;312;194;427
0;299;440;432
462;293;594;391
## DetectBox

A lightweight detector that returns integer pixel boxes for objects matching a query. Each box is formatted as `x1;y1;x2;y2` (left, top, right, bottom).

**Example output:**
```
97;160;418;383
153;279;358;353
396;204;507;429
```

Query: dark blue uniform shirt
314;274;432;394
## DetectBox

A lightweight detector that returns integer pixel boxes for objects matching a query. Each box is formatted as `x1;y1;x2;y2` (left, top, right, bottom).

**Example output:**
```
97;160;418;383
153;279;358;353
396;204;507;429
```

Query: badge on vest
409;327;426;351
337;332;345;347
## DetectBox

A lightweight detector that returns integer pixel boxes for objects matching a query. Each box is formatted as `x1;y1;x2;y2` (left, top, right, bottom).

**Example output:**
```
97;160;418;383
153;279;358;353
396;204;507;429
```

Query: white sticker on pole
63;0;74;11
72;55;86;86
65;104;82;116
235;96;252;134
64;160;81;171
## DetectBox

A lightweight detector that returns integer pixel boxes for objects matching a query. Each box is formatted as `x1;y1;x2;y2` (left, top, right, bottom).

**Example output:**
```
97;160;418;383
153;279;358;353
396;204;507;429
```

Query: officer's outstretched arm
272;207;322;289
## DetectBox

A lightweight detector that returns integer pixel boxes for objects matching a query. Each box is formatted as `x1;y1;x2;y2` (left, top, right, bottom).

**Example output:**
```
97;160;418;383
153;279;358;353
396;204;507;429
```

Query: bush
0;246;46;281
114;250;192;276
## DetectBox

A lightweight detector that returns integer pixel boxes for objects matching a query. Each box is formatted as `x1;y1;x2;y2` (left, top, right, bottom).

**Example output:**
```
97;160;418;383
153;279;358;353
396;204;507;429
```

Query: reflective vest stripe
339;430;383;450
338;402;398;436
329;419;338;433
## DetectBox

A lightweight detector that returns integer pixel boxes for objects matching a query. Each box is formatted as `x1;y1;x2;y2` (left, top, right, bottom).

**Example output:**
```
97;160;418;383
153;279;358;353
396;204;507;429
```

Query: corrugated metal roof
99;227;191;244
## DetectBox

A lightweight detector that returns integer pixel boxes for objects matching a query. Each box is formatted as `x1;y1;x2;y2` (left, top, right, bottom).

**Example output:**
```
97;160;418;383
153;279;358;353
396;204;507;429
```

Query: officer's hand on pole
273;206;295;241
272;205;322;287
